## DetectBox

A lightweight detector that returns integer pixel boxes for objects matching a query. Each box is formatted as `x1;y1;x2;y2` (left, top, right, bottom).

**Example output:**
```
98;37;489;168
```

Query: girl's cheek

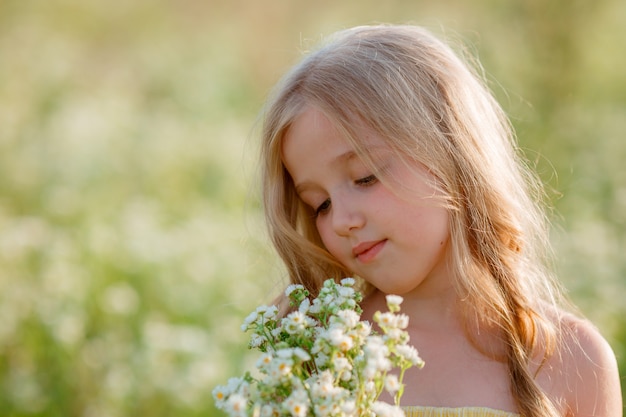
317;223;331;248
318;225;340;257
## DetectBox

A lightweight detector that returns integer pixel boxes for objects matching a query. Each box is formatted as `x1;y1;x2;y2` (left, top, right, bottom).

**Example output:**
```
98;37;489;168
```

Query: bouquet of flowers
213;278;424;417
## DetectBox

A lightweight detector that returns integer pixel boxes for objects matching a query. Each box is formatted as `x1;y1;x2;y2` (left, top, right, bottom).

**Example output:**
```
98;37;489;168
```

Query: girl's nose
331;198;365;236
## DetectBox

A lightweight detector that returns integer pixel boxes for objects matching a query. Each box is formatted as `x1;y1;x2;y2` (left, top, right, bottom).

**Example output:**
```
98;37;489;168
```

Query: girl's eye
312;175;377;217
355;174;378;186
315;199;331;216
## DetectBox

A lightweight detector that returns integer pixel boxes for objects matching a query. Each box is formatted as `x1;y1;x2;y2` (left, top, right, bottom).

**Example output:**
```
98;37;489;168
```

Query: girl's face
281;106;453;297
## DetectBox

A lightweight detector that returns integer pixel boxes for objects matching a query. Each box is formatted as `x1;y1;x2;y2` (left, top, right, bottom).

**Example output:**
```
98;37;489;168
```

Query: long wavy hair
259;24;566;417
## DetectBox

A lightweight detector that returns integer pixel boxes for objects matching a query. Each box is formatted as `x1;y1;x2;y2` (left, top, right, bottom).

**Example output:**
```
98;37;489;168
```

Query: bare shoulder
544;312;622;417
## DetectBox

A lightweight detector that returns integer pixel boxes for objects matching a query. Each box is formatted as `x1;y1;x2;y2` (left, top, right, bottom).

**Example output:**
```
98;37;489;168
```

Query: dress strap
402;406;519;417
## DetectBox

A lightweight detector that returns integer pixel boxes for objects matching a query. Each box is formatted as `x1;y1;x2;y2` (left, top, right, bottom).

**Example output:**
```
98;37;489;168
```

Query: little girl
257;25;621;417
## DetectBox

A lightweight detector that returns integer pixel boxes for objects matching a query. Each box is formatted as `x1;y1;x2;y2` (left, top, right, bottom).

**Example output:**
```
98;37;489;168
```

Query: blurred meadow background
0;0;624;415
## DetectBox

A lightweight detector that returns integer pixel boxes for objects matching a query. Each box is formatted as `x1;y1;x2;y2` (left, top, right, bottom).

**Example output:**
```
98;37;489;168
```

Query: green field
0;0;624;415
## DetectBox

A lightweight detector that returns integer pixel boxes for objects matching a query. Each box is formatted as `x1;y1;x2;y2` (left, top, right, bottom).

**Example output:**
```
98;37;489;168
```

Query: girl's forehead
284;106;388;150
282;107;395;163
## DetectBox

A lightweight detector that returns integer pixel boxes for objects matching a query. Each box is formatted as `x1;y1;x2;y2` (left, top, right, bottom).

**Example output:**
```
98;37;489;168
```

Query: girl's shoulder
538;311;622;416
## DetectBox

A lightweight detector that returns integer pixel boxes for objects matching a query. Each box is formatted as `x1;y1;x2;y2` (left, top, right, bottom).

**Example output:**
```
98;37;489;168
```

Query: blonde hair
260;25;565;417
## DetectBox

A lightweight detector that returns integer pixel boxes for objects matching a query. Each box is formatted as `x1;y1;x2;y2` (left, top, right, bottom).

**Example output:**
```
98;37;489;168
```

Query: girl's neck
362;285;505;356
363;285;462;332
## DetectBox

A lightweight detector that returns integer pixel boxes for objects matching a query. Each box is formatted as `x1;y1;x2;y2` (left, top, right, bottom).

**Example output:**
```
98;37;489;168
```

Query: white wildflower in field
214;278;424;416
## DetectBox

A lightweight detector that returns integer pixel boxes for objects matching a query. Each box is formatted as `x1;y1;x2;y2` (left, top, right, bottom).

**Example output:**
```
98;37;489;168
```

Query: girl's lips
353;240;386;263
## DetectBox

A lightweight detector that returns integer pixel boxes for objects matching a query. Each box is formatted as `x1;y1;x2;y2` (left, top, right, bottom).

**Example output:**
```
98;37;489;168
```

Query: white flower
314;403;335;417
285;284;304;297
340;277;355;286
249;333;266;348
364;357;391;379
371;401;405;417
268;354;293;379
241;311;258;331
363;336;391;376
375;311;409;330
364;335;385;353
364;380;377;394
314;351;329;368
276;348;294;359
259;404;278;417
332;355;351;372
338;286;355;298
283;311;309;334
340;370;352;381
355;320;372;337
385;294;404;311
377;312;396;327
217;278;423;417
327;327;354;352
384;374;401;393
395;344;425;367
323;295;336;309
310;370;334;397
256;353;273;370
396;313;409;329
341;399;357;415
298;297;310;313
284;388;309;417
334;309;360;328
308;302;322;314
225;393;248;417
213;376;246;403
293;347;311;362
261;305;279;320
212;385;229;406
385;327;405;342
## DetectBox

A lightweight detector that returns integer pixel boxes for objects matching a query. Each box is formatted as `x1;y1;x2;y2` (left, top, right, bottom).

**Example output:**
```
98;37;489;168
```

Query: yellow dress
403;406;519;417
